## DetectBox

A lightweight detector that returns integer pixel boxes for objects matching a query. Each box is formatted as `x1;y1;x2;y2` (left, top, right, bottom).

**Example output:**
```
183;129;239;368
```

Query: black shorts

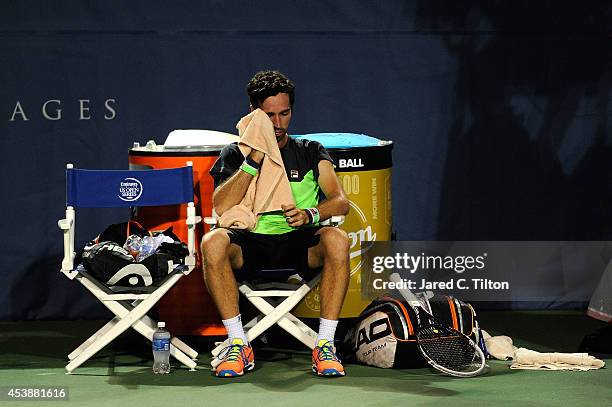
226;226;322;282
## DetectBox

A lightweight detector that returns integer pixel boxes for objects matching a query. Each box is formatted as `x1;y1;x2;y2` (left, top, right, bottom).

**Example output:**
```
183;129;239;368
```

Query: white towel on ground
482;330;605;371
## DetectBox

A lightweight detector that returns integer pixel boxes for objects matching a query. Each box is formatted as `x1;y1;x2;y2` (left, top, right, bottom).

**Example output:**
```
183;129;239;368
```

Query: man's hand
248;150;264;165
282;203;309;227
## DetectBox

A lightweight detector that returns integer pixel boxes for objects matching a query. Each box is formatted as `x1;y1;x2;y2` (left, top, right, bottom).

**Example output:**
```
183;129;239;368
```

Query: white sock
316;318;338;345
222;314;248;345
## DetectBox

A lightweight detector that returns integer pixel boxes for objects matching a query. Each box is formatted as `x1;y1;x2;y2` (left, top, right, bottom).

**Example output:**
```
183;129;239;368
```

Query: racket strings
418;324;480;371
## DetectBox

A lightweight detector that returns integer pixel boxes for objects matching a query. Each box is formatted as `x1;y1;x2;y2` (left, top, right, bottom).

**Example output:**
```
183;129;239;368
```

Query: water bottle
152;322;171;374
137;236;156;261
124;234;142;260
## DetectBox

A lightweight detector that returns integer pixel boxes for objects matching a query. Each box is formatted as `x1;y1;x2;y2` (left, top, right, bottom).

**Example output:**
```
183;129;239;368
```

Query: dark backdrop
1;1;610;320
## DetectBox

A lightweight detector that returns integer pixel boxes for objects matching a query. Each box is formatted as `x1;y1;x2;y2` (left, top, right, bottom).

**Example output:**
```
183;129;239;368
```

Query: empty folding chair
58;163;200;373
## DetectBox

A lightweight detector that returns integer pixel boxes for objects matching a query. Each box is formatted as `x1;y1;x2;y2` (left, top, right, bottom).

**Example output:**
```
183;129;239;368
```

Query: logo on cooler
347;200;377;276
338;158;364;168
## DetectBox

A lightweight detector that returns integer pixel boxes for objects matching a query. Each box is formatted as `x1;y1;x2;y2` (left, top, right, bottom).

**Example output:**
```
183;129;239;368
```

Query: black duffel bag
80;221;189;290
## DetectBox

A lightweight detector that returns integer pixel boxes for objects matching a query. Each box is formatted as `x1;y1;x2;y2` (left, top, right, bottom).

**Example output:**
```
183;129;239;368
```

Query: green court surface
0;311;610;406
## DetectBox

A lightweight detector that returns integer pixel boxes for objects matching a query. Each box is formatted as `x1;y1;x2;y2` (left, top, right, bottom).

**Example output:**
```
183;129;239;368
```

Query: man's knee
319;227;350;258
201;229;231;264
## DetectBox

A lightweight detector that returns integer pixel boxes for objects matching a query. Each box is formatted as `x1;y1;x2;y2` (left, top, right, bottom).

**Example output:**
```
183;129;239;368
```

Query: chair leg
111;301;199;369
68;317;120;360
66;277;198;373
240;284;313;340
171;337;199;361
210;339;230;363
65;301;150;373
247;297;317;349
284;313;316;336
243;314;261;330
246;296;313;336
66;272;197;374
240;299;301;344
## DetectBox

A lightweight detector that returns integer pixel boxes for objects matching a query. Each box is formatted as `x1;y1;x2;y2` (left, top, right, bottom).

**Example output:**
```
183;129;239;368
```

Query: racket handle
389;272;421;307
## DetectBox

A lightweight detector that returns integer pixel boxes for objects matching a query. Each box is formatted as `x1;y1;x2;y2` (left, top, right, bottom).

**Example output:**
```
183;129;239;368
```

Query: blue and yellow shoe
312;340;346;377
215;338;255;377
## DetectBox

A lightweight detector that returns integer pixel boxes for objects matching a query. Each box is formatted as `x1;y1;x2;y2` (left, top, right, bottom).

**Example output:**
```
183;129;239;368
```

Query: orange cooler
129;138;235;336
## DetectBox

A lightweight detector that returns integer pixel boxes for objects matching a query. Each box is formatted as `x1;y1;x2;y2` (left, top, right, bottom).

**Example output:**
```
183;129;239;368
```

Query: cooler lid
292;133;389;149
164;129;239;148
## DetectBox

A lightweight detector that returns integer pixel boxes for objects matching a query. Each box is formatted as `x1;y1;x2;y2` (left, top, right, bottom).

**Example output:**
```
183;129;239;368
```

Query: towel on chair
218;109;294;230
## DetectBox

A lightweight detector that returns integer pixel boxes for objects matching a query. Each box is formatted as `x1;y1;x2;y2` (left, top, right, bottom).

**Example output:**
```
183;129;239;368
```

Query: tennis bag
341;293;486;369
80;221;189;290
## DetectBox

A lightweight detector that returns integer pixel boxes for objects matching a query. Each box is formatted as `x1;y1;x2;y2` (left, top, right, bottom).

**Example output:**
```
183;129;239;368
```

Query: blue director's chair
58;163;200;373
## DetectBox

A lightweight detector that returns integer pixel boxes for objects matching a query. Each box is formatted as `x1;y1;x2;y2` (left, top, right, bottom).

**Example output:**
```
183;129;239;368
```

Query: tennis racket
389;273;486;377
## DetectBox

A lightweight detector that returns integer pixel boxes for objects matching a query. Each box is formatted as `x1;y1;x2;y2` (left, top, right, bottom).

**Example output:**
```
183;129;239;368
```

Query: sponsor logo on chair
118;177;143;202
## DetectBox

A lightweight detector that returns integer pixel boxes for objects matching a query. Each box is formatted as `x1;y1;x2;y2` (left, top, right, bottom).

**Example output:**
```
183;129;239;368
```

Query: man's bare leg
201;228;255;377
201;228;244;319
308;226;350;376
309;226;350;321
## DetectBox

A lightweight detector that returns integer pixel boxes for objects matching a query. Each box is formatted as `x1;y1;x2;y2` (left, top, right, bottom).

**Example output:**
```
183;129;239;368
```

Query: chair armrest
58;218;73;230
321;215;345;227
184;202;201;273
186;215;202;226
203;217;217;226
185;202;201;226
58;212;77;279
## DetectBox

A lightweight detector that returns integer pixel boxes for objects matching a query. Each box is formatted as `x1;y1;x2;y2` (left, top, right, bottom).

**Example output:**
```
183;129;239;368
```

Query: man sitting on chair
202;70;350;377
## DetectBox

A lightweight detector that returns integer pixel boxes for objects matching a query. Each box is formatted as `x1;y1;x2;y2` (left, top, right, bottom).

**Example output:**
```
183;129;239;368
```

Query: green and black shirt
210;137;333;235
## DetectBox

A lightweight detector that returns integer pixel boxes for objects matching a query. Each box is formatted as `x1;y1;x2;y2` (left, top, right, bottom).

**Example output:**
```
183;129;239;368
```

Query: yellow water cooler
292;133;393;318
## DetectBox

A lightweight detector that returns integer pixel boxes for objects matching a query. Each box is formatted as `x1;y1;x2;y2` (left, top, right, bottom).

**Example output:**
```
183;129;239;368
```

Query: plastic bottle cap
157;322;165;328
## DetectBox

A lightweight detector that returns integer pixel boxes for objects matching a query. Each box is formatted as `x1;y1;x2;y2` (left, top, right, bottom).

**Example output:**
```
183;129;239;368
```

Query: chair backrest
66;165;194;208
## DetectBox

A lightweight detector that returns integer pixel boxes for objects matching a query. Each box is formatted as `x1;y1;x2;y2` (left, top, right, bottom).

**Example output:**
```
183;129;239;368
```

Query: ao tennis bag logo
353;311;413;369
356;317;393;347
